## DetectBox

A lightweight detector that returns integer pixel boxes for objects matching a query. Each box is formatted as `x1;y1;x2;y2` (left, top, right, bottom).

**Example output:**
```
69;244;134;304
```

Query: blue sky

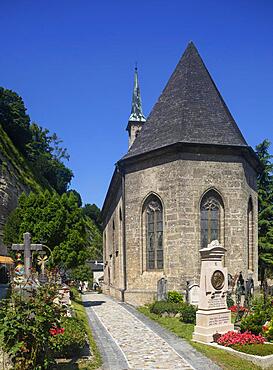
1;1;273;207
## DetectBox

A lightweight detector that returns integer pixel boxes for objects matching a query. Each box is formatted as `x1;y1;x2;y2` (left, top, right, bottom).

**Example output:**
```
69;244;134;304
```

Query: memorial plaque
211;270;225;290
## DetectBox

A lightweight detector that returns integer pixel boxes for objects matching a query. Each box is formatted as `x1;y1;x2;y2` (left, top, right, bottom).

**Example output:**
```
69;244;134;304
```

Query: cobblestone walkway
83;293;221;370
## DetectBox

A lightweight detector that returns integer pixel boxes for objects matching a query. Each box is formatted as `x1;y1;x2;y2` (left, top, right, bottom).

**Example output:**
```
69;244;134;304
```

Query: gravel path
83;293;221;370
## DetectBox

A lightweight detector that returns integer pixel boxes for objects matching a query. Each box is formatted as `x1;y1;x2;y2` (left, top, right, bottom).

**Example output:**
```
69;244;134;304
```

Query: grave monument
157;277;167;301
192;240;234;343
188;283;200;306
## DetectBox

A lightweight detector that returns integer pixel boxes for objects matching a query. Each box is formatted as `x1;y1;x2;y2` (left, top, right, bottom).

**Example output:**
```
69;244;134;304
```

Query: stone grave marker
157;277;167;301
192;240;234;343
59;284;71;306
188;283;200;306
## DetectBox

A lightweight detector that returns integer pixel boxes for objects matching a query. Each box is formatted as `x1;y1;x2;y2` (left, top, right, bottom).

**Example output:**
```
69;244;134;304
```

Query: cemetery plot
0;232;100;370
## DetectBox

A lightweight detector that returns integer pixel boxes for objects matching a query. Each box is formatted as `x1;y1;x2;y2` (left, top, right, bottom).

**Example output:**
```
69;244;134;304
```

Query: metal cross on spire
128;66;146;123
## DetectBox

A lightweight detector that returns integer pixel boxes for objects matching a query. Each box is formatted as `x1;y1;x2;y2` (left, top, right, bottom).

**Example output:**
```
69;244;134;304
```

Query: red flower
228;305;248;313
217;331;265;347
49;326;65;336
49;327;57;336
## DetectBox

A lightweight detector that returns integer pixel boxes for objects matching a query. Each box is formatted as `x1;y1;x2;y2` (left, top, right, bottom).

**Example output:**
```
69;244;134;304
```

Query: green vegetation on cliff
0;86;103;265
0;125;42;192
0;87;72;194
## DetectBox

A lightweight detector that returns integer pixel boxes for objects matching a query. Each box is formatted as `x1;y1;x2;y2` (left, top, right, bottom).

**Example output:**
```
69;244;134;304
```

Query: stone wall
102;148;259;306
103;195;124;300
122;151;258;306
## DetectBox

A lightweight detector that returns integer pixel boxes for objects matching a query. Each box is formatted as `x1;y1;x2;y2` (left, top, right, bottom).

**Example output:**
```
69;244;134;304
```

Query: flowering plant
0;284;65;369
262;320;273;341
229;305;248;313
217;331;265;347
48;316;86;357
49;327;65;336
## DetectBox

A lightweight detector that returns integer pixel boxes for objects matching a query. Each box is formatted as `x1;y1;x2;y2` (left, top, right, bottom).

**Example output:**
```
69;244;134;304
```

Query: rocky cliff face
0;155;29;254
0;126;42;254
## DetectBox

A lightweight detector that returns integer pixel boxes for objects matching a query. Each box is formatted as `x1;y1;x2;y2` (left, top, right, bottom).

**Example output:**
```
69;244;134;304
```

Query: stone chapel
101;42;261;306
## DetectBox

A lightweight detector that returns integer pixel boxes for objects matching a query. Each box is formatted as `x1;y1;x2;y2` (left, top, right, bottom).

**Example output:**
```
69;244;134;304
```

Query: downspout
117;163;127;302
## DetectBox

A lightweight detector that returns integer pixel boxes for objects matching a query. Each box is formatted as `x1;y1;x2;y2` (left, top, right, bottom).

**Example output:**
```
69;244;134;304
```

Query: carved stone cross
12;232;45;277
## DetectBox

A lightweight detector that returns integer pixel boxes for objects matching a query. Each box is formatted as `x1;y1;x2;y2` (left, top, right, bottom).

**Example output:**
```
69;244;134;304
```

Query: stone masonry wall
123;152;258;306
103;196;124;301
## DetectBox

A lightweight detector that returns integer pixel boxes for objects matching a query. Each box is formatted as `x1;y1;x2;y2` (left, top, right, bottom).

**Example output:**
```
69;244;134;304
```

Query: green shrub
240;296;273;335
150;301;184;315
180;304;197;324
49;316;86;357
167;291;184;303
240;312;267;335
0;284;64;369
251;296;273;318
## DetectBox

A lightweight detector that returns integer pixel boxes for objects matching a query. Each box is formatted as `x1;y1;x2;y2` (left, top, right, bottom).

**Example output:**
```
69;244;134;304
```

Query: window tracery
144;196;163;270
200;190;223;248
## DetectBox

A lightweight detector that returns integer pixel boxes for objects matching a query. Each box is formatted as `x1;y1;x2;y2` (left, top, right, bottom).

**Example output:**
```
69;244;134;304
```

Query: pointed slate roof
124;42;247;159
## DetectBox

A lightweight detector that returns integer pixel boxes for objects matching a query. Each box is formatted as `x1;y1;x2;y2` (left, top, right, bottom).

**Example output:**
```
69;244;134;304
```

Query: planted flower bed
213;330;273;368
216;331;265;347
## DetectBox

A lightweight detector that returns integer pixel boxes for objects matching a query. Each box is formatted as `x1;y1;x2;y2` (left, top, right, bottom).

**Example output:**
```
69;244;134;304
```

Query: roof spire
128;66;146;123
124;42;248;158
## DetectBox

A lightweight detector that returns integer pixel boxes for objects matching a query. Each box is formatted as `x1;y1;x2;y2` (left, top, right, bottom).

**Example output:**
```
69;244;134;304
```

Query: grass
232;343;273;356
57;288;102;370
138;306;270;370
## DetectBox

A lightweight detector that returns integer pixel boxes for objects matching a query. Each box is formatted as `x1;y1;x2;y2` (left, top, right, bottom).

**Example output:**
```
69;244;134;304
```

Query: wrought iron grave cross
12;232;45;277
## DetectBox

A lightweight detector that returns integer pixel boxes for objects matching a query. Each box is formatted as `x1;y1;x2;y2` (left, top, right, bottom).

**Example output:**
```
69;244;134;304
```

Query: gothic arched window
144;195;163;270
200;190;224;248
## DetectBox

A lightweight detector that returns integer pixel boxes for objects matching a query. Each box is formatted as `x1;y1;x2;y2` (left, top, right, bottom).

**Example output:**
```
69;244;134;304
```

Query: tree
0;87;31;154
43;159;73;194
4;191;88;270
67;189;82;207
26;123;73;194
85;217;103;260
83;203;102;230
256;139;273;281
0;88;73;194
69;264;92;282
